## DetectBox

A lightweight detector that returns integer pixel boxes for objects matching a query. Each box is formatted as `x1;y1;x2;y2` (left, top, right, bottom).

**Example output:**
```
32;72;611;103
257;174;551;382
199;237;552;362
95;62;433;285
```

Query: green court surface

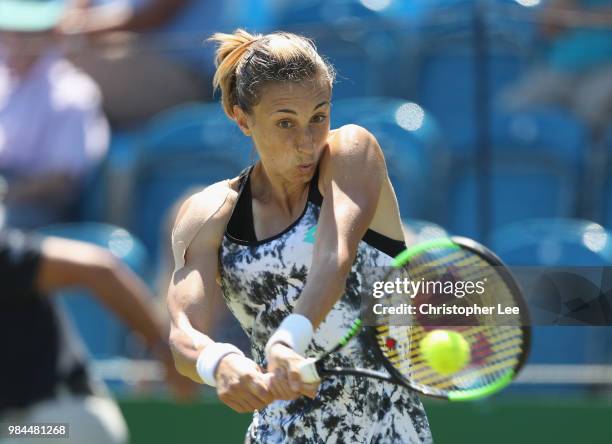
118;396;612;444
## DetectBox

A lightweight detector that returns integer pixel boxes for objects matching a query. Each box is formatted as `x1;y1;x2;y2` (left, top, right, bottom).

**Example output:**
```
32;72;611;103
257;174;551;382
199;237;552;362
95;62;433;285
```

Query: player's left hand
266;343;319;400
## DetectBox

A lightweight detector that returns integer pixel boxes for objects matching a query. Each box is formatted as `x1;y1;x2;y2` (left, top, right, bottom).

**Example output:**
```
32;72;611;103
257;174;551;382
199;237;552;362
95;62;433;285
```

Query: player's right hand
215;354;274;413
265;343;319;400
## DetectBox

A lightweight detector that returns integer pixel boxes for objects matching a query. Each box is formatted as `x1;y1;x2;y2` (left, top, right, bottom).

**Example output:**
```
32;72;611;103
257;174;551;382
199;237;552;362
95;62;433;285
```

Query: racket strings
361;242;529;397
383;329;521;364
375;324;525;395
399;248;523;327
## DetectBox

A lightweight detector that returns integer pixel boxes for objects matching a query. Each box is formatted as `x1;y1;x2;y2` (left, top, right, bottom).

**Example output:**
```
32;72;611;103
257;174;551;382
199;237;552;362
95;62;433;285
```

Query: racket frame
300;236;532;401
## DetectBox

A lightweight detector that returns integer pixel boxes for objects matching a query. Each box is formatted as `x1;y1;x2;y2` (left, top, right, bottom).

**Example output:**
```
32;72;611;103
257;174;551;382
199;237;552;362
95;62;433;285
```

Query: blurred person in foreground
501;0;612;140
58;0;223;126
0;0;109;230
0;227;197;444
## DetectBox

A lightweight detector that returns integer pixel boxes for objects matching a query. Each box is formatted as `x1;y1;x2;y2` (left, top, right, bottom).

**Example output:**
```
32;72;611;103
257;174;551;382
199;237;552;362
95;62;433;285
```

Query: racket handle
298;358;321;383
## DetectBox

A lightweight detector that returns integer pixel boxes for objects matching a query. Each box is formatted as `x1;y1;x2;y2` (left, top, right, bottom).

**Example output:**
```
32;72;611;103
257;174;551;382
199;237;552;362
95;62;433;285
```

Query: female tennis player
167;29;433;443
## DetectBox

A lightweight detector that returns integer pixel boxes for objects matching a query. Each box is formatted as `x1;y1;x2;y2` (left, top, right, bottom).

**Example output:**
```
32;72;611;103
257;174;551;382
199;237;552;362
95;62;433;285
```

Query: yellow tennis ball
420;330;471;376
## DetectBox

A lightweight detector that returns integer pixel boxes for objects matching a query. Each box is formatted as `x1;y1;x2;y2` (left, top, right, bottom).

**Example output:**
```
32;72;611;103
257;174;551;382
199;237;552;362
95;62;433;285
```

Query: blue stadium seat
326;27;414;98
321;34;377;99
269;0;381;27
491;219;612;393
292;26;406;99
372;0;471;23
412;0;543;150
78;131;141;224
131;103;252;261
77;158;107;222
37;223;150;359
603;127;612;226
492;218;612;266
331;97;446;219
415;31;527;152
446;108;587;240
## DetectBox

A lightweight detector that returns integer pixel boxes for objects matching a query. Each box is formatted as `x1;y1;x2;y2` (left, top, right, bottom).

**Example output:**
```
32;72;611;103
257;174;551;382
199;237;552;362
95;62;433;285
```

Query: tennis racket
298;236;531;401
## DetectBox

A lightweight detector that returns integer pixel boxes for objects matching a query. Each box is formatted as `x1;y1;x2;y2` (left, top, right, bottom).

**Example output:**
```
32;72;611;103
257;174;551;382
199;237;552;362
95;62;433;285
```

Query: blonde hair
209;29;335;119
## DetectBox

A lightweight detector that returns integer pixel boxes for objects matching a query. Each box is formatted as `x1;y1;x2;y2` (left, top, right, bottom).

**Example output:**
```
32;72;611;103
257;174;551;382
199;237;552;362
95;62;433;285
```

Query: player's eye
277;120;294;129
311;114;327;124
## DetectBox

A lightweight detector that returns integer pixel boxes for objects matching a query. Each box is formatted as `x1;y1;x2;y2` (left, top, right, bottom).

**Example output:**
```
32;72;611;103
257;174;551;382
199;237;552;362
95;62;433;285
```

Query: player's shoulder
328;124;381;157
171;177;240;271
331;123;374;137
323;124;384;172
176;179;238;225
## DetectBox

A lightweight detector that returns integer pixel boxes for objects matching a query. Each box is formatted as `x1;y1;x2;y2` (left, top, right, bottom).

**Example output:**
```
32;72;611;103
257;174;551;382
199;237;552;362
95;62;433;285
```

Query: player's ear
233;105;252;136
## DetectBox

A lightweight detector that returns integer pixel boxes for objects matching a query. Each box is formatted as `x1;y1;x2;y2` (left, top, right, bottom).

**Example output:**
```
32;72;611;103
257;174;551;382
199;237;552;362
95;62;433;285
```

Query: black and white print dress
219;165;433;444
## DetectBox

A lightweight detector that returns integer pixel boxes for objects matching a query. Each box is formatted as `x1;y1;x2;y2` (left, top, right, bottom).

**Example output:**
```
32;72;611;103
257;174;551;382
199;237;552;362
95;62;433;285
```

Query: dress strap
237;165;254;196
225;164;257;242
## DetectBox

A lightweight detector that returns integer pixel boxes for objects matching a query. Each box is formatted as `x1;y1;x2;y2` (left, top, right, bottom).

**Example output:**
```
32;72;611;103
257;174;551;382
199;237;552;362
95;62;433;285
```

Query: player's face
240;77;331;183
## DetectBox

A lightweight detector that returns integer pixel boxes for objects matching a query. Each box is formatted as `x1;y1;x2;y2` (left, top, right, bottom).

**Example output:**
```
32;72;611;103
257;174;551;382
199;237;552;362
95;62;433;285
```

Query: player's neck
250;162;309;218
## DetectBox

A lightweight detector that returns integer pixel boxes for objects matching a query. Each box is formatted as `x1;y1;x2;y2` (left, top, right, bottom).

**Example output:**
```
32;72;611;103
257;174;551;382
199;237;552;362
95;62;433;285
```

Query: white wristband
196;343;244;387
265;314;314;359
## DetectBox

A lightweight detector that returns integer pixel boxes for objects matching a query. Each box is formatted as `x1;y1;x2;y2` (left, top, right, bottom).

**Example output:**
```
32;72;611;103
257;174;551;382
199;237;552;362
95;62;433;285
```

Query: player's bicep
167;188;233;366
168;244;221;344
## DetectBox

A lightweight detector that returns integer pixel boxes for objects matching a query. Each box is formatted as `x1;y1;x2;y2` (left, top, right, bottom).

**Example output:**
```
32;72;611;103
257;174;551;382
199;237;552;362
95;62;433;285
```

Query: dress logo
304;225;317;244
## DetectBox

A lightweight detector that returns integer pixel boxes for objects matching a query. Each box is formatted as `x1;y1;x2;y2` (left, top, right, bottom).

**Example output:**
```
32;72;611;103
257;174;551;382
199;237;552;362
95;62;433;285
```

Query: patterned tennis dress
219;165;433;444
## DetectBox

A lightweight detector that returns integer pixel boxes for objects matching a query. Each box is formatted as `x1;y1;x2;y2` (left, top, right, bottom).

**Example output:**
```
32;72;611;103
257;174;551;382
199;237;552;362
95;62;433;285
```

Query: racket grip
298;358;321;384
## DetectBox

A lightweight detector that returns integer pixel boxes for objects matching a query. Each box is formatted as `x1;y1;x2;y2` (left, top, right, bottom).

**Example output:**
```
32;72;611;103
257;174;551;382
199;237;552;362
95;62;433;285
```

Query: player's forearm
166;256;228;383
166;284;216;382
293;253;353;329
169;322;208;383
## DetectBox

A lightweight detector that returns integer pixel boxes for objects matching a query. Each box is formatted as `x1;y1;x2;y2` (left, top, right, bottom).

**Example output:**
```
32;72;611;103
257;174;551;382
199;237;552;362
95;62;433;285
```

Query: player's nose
294;129;315;155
